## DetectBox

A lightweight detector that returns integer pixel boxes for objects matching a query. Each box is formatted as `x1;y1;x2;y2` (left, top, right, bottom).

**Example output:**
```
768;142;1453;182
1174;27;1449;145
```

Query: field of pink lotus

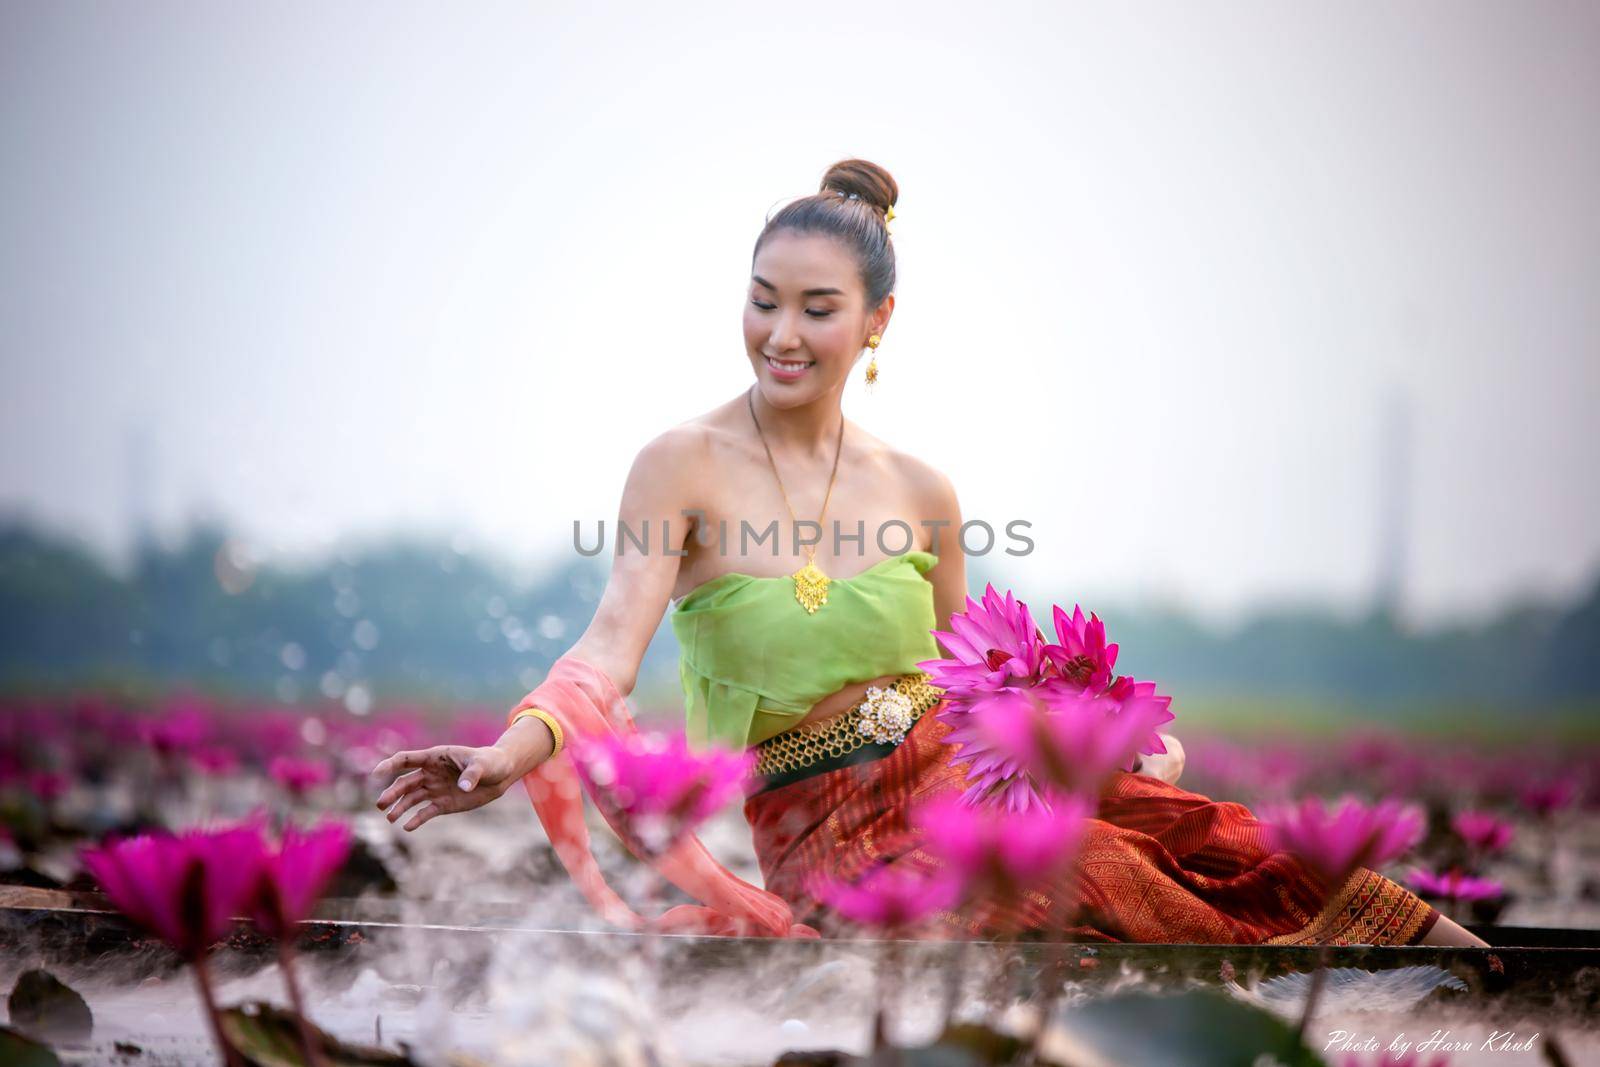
1;685;1597;1066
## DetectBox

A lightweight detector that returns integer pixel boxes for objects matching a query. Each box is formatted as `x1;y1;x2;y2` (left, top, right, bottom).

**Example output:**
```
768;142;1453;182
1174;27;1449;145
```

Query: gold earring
864;334;881;388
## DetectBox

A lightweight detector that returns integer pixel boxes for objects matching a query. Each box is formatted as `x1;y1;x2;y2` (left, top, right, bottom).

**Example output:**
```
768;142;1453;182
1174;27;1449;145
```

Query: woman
371;159;1488;949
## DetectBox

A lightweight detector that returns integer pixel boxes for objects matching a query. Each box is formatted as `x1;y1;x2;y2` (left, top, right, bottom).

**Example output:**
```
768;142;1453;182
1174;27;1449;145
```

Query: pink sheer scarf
505;654;820;938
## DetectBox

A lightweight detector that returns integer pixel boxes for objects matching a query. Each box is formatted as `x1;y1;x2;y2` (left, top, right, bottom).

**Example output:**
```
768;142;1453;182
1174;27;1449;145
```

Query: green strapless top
669;550;941;749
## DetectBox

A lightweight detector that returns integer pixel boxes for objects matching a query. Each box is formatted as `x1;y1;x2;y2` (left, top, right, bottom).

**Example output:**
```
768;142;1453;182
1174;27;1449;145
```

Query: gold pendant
792;559;831;614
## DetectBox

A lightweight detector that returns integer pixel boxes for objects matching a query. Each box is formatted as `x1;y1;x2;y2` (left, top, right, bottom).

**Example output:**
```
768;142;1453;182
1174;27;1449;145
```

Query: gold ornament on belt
856;682;916;744
753;673;943;777
747;386;845;614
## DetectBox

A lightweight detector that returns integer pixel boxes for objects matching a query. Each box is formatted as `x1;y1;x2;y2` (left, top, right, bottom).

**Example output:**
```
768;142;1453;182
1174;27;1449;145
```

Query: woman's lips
765;355;814;381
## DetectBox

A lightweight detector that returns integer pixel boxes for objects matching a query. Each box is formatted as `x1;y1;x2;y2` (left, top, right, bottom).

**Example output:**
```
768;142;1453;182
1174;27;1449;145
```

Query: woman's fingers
402;801;442;832
375;768;422;810
384;784;430;824
371;747;489;830
371;749;428;782
456;759;485;793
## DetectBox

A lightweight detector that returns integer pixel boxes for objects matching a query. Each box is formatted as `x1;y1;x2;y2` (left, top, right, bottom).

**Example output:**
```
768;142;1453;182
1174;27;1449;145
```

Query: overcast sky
2;1;1596;628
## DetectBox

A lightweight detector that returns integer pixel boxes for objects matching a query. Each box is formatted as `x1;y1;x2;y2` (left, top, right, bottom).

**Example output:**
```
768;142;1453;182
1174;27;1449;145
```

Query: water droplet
345;684;373;716
353;619;380;651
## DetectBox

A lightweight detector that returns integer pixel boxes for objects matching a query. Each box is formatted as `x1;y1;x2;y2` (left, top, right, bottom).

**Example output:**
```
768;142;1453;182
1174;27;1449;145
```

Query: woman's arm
373;427;703;827
492;426;705;778
911;461;968;653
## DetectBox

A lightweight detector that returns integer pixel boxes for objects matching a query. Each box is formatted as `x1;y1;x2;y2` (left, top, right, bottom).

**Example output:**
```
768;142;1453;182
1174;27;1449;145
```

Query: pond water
16;917;1599;1067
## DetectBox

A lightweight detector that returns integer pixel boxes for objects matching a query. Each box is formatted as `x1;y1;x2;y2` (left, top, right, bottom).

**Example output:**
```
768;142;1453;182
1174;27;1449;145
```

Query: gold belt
752;672;944;777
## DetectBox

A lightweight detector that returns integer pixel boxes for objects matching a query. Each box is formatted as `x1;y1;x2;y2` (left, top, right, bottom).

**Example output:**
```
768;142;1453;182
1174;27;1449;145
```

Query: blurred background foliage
4;517;1595;738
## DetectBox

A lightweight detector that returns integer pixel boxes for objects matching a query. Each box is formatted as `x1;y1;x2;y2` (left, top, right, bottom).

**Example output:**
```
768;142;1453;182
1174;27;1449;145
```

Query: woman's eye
749;299;831;318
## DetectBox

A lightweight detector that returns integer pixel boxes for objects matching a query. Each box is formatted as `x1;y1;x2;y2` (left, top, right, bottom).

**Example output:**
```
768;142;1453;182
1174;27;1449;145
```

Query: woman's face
743;230;888;404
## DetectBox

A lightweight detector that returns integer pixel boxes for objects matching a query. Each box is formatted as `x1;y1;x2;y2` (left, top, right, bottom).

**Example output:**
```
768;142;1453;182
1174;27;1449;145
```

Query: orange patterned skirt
743;701;1441;945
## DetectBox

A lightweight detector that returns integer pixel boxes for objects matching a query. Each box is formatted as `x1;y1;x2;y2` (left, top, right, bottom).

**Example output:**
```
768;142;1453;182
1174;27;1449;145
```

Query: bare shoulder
632;421;711;467
885;446;959;517
626;393;759;505
623;421;712;509
633;419;710;460
669;393;765;459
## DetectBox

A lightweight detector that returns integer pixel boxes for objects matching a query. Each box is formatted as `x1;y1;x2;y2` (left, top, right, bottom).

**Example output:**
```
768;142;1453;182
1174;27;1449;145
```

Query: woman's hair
755;158;899;309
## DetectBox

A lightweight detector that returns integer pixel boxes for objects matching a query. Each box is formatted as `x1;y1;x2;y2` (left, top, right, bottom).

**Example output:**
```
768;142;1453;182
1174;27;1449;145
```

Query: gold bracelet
509;707;565;760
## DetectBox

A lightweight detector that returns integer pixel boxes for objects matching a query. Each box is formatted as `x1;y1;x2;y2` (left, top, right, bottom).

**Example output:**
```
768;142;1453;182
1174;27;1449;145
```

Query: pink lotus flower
189;746;241;776
1340;732;1410;769
250;819;353;939
938;693;1045;813
921;587;1176;813
245;711;312;762
141;701;212;757
1101;675;1176;758
972;687;1172;809
919;583;1051;697
268;755;333;795
1519;779;1577;818
912;788;1091;907
569;729;754;857
1186;737;1312;800
1041;604;1117;691
26;769;69;802
79;822;269;960
1258;795;1425;889
1451;810;1514;855
918;587;1051;812
1405;867;1504;904
806;862;963;932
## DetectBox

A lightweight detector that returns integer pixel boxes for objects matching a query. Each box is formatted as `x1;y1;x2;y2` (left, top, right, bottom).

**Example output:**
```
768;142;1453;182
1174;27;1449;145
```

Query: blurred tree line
0;517;1595;712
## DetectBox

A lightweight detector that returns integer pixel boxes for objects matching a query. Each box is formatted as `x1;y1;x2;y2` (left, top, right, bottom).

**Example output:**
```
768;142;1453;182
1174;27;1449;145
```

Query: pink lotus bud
1258;794;1425;890
250;818;353;939
1450;810;1514;854
806;862;962;933
268;755;333;795
568;729;753;858
79;819;271;961
1405;867;1504;904
912;788;1091;908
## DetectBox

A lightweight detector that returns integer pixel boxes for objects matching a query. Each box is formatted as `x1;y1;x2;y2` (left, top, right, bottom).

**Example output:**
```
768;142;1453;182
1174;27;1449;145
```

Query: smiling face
744;229;892;405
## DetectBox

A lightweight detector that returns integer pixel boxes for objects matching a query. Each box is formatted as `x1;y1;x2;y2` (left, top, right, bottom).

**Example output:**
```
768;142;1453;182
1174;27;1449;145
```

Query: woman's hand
1132;733;1186;786
370;745;522;831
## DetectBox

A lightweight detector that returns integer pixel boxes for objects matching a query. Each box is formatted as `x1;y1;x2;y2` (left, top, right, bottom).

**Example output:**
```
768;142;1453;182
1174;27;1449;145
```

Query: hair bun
758;159;900;308
820;158;899;217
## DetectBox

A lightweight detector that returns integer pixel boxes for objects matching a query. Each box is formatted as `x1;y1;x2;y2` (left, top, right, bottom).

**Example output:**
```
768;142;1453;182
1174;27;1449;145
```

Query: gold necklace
747;386;845;614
